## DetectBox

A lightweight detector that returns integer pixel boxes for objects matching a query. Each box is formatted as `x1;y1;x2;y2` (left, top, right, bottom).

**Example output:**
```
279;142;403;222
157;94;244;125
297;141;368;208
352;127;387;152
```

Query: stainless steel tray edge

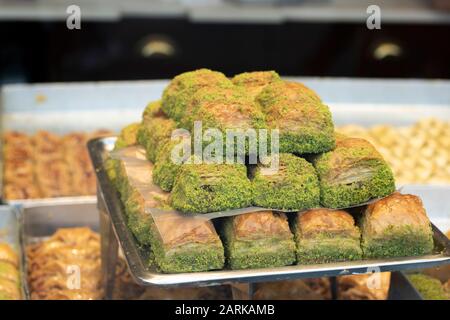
90;136;450;287
0;205;30;300
18;208;30;300
7;196;97;208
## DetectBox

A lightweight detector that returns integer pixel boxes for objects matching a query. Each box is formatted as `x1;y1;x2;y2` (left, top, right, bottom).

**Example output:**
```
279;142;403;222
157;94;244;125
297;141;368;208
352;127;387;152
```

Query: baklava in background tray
0;80;153;204
0;205;26;300
18;200;233;300
252;272;423;300
1;130;111;204
19;200;100;299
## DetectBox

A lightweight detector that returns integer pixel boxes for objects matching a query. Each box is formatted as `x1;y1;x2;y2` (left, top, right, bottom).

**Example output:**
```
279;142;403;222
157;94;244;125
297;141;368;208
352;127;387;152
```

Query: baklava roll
222;211;296;269
256;81;335;154
294;209;362;264
337;273;391;300
360;193;434;258
312;135;395;208
3;131;33;163
251;153;320;210
33;131;71;197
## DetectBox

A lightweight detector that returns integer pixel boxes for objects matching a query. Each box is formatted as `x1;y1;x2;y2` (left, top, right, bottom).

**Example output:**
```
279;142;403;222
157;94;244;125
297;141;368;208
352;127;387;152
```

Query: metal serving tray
90;136;450;291
19;199;99;299
0;205;28;299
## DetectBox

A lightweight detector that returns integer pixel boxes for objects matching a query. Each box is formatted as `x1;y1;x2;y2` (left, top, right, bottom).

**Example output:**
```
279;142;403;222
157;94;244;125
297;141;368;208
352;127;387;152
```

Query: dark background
1;19;450;83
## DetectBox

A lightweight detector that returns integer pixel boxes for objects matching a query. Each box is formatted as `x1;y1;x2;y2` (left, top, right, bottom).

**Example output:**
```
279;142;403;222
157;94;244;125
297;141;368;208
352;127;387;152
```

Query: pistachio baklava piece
294;209;363;264
111;149;224;273
152;134;191;192
251;153;320;211
115;156;224;272
360;192;434;258
171;162;253;214
136;100;177;163
232;71;281;100
256;81;335;154
222;211;296;269
312;135;395;208
114;122;140;150
105;123;141;187
179;86;267;157
161;69;233;122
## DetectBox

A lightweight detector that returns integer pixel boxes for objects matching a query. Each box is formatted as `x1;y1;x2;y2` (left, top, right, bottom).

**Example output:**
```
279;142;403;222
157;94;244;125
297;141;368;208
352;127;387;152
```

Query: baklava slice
33;131;71;197
115;156;224;272
312;135;395;208
170;162;253;214
222;211;296;269
294;209;362;264
105;123;141;187
251;153;320;211
232;71;281;100
256;81;335;154
63;132;93;196
360;193;434;258
152;133;191;192
179;86;266;156
114;122;140;150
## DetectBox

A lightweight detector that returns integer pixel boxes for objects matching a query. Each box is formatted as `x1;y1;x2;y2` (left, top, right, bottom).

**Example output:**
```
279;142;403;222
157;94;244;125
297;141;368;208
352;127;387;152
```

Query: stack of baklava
3;130;112;200
107;69;435;273
0;243;22;300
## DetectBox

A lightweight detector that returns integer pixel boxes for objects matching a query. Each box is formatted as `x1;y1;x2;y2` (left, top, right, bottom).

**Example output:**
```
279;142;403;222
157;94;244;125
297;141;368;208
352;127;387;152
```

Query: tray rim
89;136;450;287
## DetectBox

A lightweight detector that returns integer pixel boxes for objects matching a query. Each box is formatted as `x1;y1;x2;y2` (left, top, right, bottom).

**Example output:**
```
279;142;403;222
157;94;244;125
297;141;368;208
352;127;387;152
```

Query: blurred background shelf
1;0;450;83
1;1;450;24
